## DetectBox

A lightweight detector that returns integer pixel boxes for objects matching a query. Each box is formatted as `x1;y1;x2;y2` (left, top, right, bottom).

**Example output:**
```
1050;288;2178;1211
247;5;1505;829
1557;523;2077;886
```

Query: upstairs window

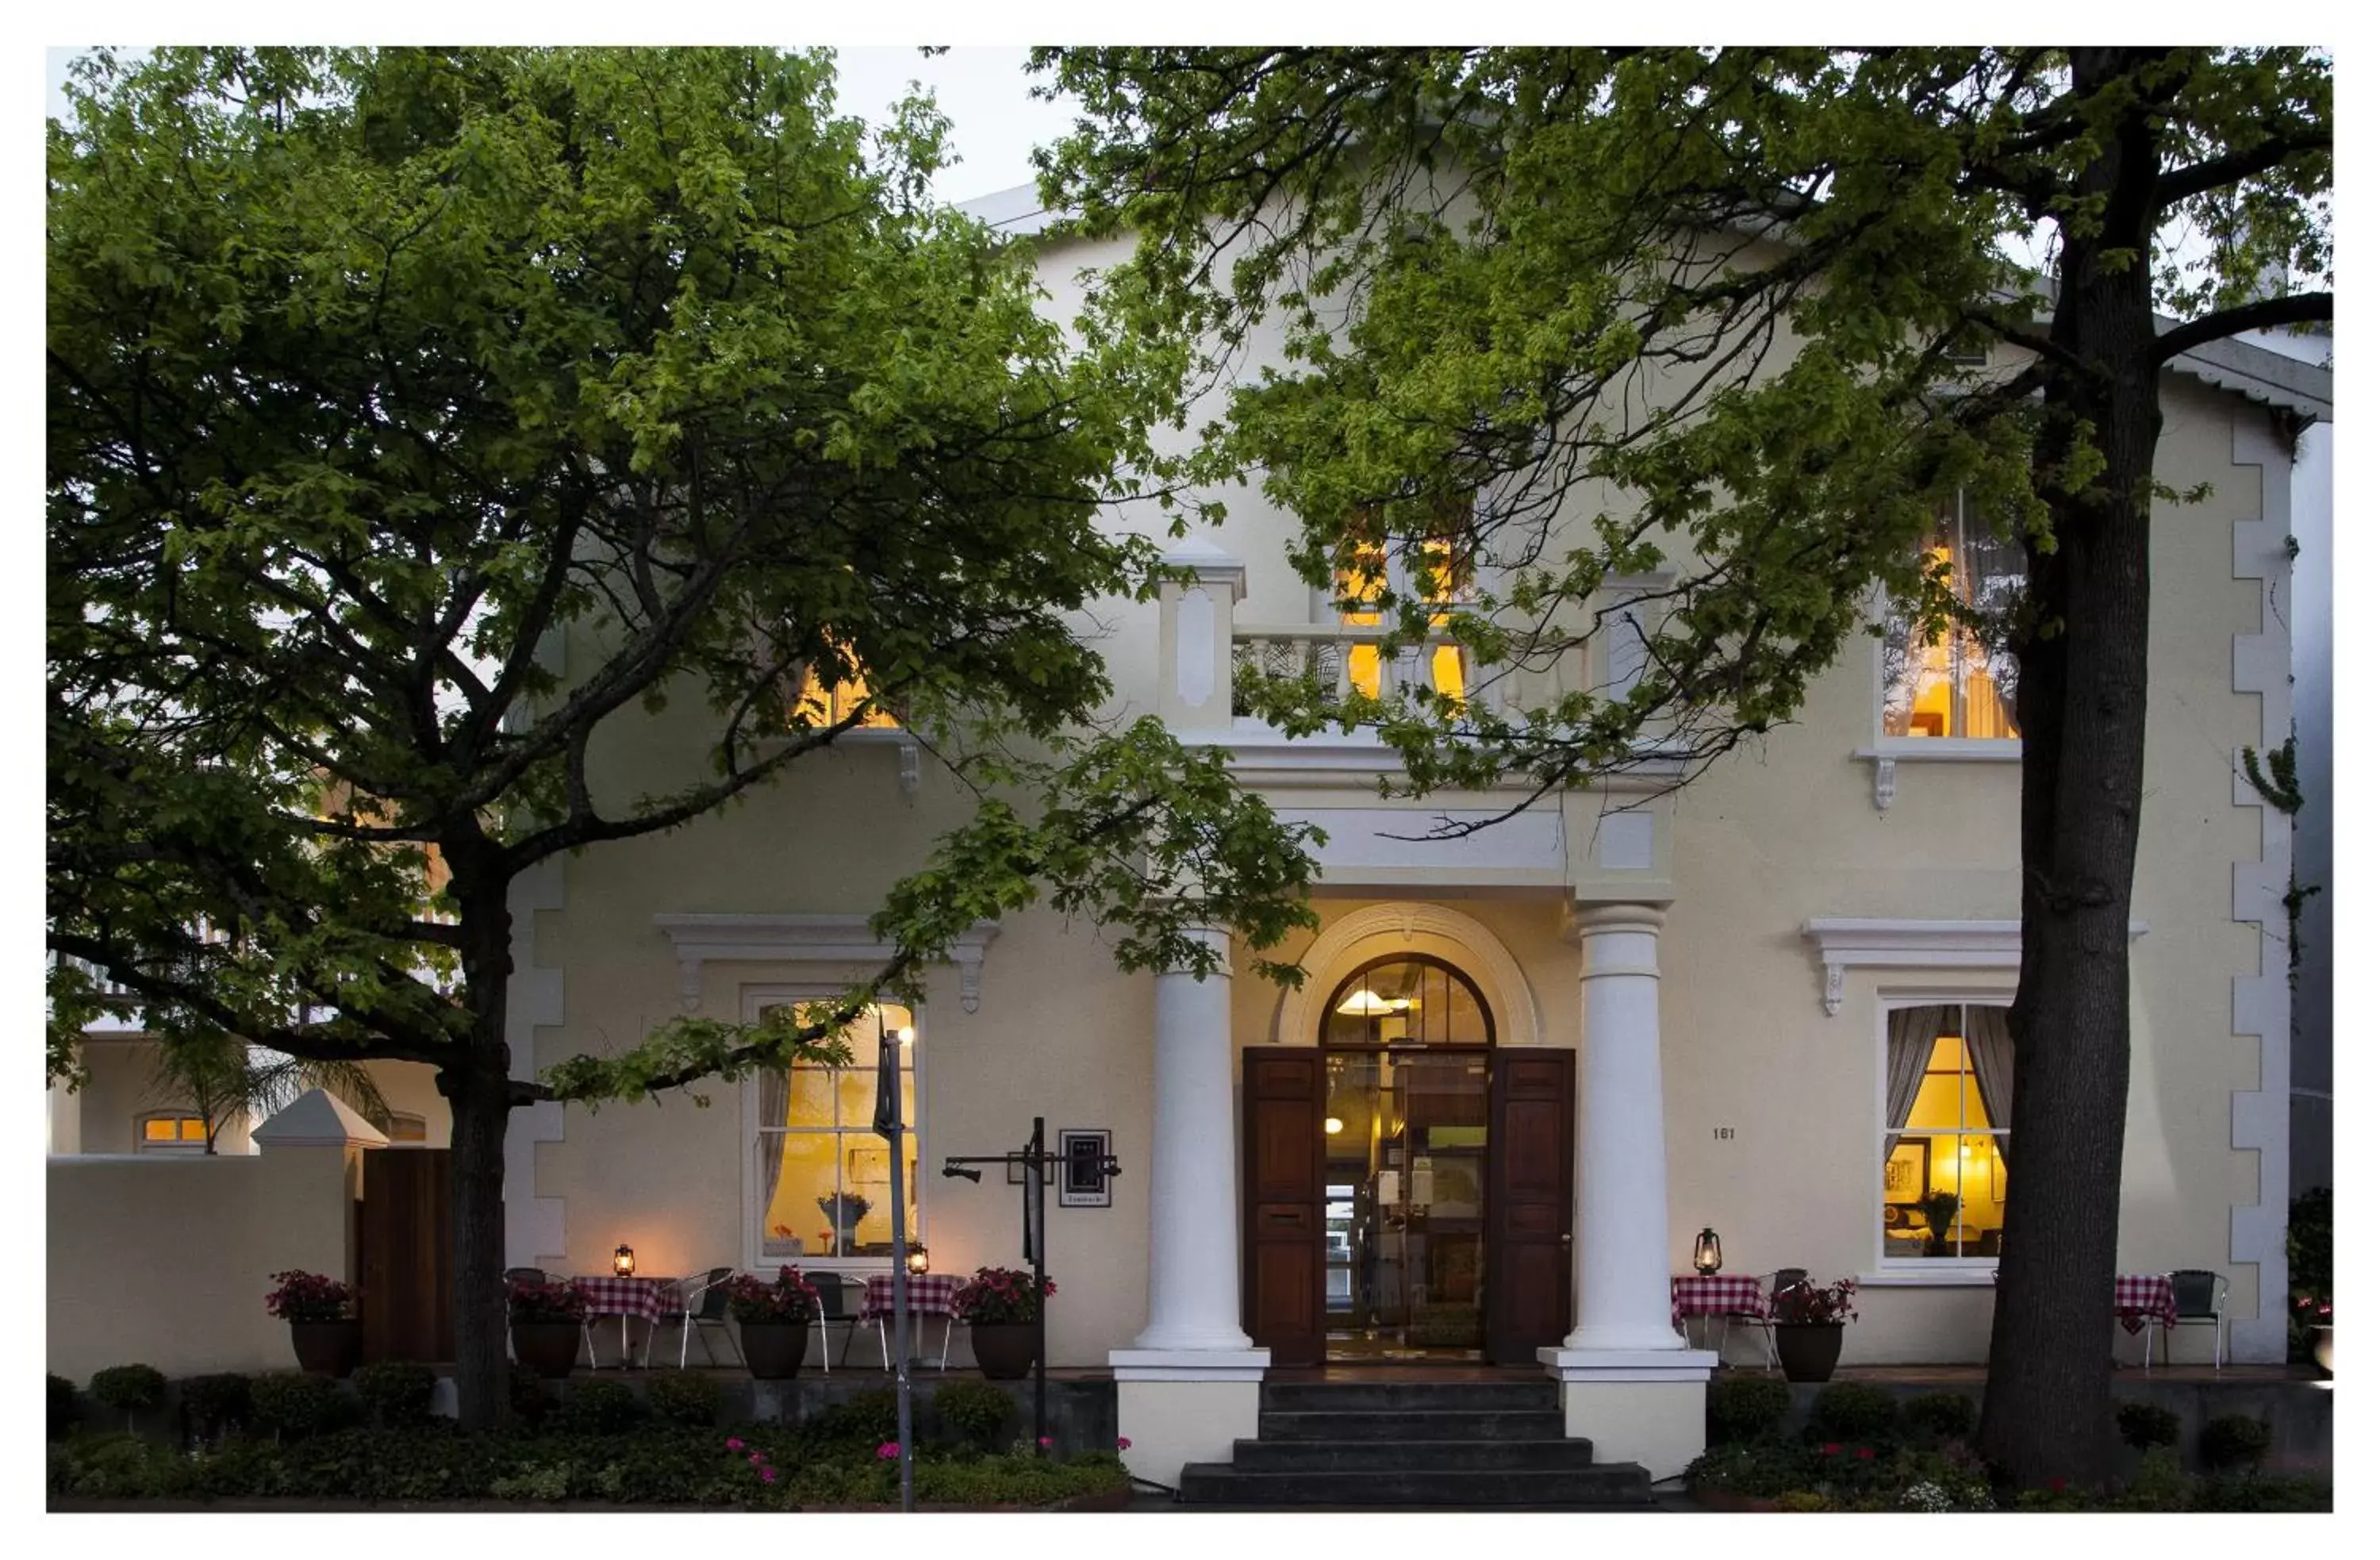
1881;493;2023;740
136;1112;209;1155
1331;505;1474;703
789;637;901;731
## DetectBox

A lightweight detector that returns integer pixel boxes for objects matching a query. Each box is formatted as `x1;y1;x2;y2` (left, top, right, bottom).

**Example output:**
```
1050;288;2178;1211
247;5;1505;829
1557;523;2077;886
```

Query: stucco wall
47;1146;360;1383
57;1042;449;1155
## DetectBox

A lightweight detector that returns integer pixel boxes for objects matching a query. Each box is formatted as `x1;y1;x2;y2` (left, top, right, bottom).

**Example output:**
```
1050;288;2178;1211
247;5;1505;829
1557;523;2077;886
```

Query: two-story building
486;183;2327;1485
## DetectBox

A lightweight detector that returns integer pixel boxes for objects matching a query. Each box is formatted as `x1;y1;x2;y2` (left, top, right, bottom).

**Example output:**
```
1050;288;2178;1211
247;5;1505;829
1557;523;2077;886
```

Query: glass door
1323;1049;1490;1358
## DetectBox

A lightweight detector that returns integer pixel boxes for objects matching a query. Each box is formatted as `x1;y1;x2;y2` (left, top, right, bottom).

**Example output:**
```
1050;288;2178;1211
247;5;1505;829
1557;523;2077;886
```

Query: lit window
1333;509;1474;702
1881;493;2023;740
137;1112;209;1154
752;1004;917;1265
793;642;901;731
1881;1004;2012;1261
385;1112;426;1144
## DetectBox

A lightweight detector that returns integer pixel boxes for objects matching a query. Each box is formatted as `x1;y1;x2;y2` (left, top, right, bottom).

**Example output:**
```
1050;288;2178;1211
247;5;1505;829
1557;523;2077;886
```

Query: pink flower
2048;1476;2068;1493
1116;1436;1132;1451
749;1452;764;1465
725;1437;744;1450
1038;1435;1053;1448
761;1468;777;1485
1820;1443;1842;1455
1853;1447;1875;1461
877;1441;901;1460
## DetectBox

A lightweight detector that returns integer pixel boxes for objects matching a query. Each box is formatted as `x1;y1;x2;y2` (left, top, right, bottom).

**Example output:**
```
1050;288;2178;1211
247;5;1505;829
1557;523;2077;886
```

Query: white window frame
1873;991;2014;1279
738;984;927;1277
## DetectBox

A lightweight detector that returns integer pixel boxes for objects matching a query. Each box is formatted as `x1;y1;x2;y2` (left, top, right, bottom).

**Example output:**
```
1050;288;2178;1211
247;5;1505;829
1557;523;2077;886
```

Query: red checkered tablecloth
861;1273;962;1321
1671;1274;1772;1331
570;1275;684;1324
2114;1274;2178;1334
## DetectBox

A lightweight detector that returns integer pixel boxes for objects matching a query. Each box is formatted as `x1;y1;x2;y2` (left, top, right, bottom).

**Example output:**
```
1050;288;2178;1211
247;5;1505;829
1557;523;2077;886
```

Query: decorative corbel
1822;959;1846;1018
897;735;921;799
1872;755;1897;811
677;956;704;1013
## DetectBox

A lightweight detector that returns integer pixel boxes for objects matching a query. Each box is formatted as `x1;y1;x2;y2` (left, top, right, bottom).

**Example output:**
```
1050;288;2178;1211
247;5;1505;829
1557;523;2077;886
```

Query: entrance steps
1176;1377;1653;1508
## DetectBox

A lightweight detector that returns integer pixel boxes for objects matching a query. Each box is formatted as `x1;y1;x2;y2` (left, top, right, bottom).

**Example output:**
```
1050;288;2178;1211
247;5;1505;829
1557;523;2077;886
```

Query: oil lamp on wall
1692;1228;1723;1276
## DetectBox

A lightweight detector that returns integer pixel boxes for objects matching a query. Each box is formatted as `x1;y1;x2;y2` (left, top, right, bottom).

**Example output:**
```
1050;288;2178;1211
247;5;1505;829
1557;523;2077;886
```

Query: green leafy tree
146;1032;393;1154
48;46;1319;1430
1034;45;2328;1486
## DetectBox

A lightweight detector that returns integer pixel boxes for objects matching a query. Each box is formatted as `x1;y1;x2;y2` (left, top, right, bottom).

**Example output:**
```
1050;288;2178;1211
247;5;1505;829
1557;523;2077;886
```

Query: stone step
1260;1380;1560;1413
1232;1436;1602;1472
1177;1462;1654;1508
1256;1408;1571;1441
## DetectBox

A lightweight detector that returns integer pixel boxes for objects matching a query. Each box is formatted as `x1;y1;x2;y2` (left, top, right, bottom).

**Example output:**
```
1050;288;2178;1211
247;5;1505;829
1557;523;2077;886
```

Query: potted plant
1771;1278;1860;1382
266;1269;362;1377
724;1266;820;1379
954;1265;1058;1380
815;1193;870;1255
508;1277;588;1378
1918;1190;1961;1255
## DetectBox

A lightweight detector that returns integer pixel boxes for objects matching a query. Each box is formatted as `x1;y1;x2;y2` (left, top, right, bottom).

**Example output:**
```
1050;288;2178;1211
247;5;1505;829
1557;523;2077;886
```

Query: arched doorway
1319;956;1495;1358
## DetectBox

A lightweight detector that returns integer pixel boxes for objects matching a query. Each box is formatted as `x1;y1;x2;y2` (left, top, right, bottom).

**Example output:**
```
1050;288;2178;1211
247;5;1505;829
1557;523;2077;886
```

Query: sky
44;45;1076;209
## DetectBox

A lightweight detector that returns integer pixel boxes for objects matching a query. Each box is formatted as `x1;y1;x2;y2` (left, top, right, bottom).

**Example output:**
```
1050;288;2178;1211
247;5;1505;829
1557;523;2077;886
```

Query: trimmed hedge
932;1381;1014;1450
48;1374;76;1439
89;1366;167;1429
556;1378;650;1435
2114;1401;2182;1450
1809;1381;1898;1443
182;1374;255;1445
2201;1414;2273;1472
1899;1392;1975;1442
1706;1377;1790;1445
353;1362;436;1429
251;1373;351;1441
646;1371;721;1428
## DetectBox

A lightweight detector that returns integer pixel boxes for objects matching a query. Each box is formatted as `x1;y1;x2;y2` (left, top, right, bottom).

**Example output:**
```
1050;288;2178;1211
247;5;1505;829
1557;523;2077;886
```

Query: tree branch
2148;292;2332;366
2155;129;2331;209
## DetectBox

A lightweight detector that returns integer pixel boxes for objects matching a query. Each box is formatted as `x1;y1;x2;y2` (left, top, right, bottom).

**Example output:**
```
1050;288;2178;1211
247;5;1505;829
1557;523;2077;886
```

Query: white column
1566;902;1686;1351
1133;927;1253;1351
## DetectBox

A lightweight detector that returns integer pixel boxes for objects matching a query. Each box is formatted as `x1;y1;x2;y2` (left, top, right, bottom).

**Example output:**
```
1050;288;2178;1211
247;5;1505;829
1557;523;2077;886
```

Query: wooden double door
1243;1047;1574;1366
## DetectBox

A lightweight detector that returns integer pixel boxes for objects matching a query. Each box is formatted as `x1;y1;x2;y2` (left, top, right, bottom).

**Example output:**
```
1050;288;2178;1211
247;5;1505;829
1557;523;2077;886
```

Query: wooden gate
1242;1049;1326;1366
1484;1049;1575;1365
359;1148;453;1364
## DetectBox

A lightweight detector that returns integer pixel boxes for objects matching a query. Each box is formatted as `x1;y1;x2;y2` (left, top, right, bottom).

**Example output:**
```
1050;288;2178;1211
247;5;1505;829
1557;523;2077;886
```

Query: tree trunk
443;1059;516;1430
1978;46;2166;1491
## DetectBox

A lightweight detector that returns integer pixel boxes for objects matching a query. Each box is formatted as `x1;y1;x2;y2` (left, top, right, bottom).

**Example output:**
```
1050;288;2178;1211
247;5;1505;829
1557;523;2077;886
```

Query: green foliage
1900;1392;1976;1443
2288;1185;2332;1297
181;1374;255;1445
814;1388;900;1451
488;1462;574;1501
1685;1439;1825;1497
48;1374;78;1439
931;1381;1015;1450
89;1365;167;1428
646;1371;721;1427
1706;1377;1791;1445
352;1362;437;1428
2114;1401;2182;1450
912;1453;1127;1508
2201;1414;2273;1472
1774;1490;1833;1512
556;1378;649;1435
1810;1382;1900;1443
249;1373;347;1441
508;1364;557;1428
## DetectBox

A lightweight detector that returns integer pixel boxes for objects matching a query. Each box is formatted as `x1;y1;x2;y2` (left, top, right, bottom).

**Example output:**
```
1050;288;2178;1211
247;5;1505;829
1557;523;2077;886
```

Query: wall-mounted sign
1058;1128;1115;1208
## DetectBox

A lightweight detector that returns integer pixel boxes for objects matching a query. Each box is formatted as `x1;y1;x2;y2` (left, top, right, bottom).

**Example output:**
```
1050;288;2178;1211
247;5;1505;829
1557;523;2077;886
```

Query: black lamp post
873;1008;916;1512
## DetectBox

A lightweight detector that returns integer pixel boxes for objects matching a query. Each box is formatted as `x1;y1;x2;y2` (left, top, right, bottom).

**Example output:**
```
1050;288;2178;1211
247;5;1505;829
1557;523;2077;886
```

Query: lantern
906;1243;931;1277
1692;1228;1722;1276
613;1243;635;1278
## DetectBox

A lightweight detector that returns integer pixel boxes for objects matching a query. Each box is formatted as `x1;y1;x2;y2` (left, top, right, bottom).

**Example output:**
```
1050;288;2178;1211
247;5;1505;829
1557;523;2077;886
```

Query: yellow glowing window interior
1883;1009;2010;1260
755;1003;917;1260
1334;535;1470;701
793;640;900;730
142;1116;206;1143
1882;493;2022;740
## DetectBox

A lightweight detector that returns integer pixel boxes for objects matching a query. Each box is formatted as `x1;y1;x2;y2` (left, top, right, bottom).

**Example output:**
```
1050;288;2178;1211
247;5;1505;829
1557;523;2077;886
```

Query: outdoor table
571;1274;684;1367
1670;1273;1771;1333
860;1272;963;1370
2115;1272;2179;1335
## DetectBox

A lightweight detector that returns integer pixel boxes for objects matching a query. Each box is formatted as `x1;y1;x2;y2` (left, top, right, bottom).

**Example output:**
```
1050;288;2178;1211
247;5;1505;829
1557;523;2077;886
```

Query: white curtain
1884;1005;1946;1164
1965;1005;2017;1165
756;1066;790;1224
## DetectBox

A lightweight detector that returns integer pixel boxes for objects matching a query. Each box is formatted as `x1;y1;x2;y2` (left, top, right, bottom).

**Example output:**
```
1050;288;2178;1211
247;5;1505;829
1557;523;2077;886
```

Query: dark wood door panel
1242;1048;1325;1366
359;1148;453;1365
1486;1050;1574;1365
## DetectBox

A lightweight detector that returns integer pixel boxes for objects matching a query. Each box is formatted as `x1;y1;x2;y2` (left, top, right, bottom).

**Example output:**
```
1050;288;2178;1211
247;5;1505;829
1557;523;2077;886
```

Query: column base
1109;1347;1271;1488
1538;1347;1718;1483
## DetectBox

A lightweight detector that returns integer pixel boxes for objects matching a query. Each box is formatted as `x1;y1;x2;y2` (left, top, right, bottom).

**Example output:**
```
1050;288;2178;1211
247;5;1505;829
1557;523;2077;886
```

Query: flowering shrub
953;1266;1056;1325
507;1278;588;1323
727;1435;781;1490
266;1270;358;1323
724;1266;820;1325
1899;1480;1955;1512
1772;1277;1860;1324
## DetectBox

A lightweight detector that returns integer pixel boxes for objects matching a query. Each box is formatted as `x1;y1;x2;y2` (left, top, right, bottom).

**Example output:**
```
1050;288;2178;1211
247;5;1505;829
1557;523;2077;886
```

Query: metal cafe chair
1726;1266;1806;1373
812;1273;866;1373
656;1267;743;1370
2159;1269;2231;1370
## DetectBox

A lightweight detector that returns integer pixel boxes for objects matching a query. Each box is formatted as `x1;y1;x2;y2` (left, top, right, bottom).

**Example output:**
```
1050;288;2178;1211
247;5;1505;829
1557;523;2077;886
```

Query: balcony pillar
1155;539;1246;735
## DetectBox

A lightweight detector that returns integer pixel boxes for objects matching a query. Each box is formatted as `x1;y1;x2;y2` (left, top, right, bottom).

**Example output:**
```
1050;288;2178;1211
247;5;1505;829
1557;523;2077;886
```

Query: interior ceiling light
1335;989;1398;1016
1324;1116;1345;1135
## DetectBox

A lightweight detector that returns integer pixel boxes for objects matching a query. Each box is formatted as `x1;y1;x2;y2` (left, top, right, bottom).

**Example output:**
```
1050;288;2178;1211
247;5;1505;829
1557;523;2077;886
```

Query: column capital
1569;900;1668;939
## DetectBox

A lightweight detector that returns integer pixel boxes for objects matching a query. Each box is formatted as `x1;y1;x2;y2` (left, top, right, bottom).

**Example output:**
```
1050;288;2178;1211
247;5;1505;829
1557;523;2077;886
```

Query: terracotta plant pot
971;1321;1039;1380
510;1319;584;1379
288;1319;363;1377
740;1320;812;1380
1774;1322;1844;1383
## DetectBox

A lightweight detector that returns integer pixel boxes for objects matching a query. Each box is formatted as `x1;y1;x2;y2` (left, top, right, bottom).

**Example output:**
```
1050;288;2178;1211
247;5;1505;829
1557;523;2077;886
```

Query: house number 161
1712;1127;1735;1139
